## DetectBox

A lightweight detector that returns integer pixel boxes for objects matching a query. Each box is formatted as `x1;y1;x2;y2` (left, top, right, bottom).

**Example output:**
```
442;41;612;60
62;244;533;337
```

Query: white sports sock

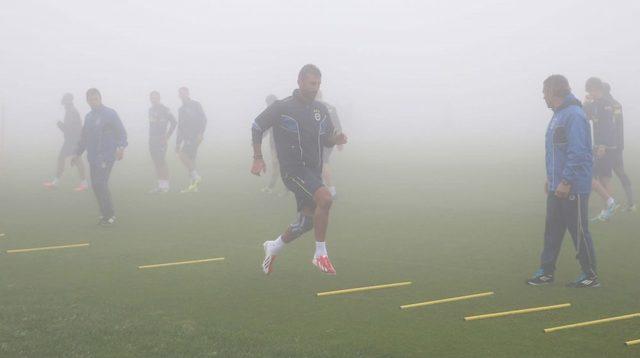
607;197;615;206
329;186;337;197
315;241;327;257
271;236;285;255
190;170;201;180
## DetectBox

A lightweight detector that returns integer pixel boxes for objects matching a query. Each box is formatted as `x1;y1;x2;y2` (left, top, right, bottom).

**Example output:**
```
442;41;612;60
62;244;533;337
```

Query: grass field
1;140;639;357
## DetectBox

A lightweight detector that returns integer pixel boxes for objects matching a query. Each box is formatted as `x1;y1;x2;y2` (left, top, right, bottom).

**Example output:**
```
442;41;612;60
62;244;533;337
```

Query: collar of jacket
292;89;315;104
554;93;581;113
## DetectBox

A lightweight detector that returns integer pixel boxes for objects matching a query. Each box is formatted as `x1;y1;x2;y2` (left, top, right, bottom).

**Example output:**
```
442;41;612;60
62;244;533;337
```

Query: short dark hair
86;88;101;99
543;75;571;98
150;90;160;96
602;82;611;94
298;64;321;82
179;86;189;93
585;77;604;92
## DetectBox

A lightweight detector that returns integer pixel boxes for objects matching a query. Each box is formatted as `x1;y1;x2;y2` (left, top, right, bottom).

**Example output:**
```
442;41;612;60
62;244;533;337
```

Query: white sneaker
262;241;277;275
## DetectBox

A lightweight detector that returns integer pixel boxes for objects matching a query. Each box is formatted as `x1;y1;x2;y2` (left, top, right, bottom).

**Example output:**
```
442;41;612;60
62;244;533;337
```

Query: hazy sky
1;0;639;149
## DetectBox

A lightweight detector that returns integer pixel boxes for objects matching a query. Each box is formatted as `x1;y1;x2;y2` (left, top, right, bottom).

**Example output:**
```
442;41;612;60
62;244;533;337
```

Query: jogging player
71;88;128;226
251;64;348;275
603;82;635;212
176;87;207;193
43;93;88;191
526;75;599;288
148;91;177;194
584;77;620;221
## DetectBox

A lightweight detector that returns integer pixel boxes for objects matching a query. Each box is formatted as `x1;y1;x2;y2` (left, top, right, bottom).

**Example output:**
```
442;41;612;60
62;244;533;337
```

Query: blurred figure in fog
43;93;88;191
260;94;283;194
583;77;621;221
148;91;177;194
316;90;343;199
603;82;635;212
176;87;207;193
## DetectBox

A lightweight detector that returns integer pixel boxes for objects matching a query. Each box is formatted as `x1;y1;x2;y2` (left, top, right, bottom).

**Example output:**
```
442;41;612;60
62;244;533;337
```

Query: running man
176;87;207;193
148;91;177;194
43;93;88;191
251;64;348;275
603;82;635;212
583;77;620;221
260;94;282;194
316;90;343;198
527;75;598;288
71;88;128;226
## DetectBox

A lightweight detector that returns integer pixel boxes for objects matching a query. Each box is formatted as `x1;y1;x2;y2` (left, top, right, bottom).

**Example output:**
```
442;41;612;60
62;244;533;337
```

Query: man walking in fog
72;88;128;226
526;75;599;288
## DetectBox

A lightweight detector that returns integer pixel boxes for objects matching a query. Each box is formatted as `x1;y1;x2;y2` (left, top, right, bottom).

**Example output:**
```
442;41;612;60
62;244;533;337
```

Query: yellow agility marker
317;281;412;297
7;243;90;253
464;303;571;321
625;339;640;347
401;291;494;310
544;313;640;333
138;257;225;269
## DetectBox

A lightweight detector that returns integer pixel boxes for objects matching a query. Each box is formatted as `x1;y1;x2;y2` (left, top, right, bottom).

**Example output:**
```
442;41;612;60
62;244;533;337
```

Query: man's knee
314;187;333;210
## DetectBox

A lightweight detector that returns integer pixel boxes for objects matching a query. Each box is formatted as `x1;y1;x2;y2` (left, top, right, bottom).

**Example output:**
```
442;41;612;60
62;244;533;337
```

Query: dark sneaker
566;273;600;288
526;269;554;286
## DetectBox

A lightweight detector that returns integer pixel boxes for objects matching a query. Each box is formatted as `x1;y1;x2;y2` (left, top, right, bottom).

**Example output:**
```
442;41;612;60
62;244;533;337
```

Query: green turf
1;141;639;357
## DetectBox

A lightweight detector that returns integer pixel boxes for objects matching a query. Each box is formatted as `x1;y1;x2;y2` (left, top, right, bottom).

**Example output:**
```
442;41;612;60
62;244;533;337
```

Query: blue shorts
282;166;324;211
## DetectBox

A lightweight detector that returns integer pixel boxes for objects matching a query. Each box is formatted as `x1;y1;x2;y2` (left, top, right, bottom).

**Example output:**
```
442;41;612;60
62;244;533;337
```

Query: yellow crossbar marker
544;313;640;333
625;339;640;347
401;291;494;310
317;281;412;297
6;243;89;253
138;257;225;269
465;303;571;321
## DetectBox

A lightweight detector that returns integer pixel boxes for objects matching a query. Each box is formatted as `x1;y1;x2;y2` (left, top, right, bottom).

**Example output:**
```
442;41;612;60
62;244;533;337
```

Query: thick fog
1;0;639;153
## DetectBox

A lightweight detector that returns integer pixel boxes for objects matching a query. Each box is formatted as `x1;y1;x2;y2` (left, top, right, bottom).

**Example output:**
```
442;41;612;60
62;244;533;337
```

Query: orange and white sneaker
43;181;58;189
262;241;277;275
74;182;89;192
312;255;336;275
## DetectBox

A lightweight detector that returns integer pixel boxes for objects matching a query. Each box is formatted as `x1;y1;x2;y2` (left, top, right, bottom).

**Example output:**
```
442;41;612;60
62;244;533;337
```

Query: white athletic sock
159;180;170;189
190;170;201;180
329;186;337;197
607;197;615;206
271;236;285;255
315;241;327;258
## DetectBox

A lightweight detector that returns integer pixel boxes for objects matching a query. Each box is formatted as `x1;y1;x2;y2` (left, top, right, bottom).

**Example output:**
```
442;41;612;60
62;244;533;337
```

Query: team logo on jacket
313;108;322;122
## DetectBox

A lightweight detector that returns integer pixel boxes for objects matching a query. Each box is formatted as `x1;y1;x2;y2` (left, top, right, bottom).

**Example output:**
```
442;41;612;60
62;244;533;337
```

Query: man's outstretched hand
251;158;267;176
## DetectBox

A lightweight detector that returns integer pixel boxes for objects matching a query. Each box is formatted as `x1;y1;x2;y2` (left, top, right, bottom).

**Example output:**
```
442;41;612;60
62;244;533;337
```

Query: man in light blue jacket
527;75;599;288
